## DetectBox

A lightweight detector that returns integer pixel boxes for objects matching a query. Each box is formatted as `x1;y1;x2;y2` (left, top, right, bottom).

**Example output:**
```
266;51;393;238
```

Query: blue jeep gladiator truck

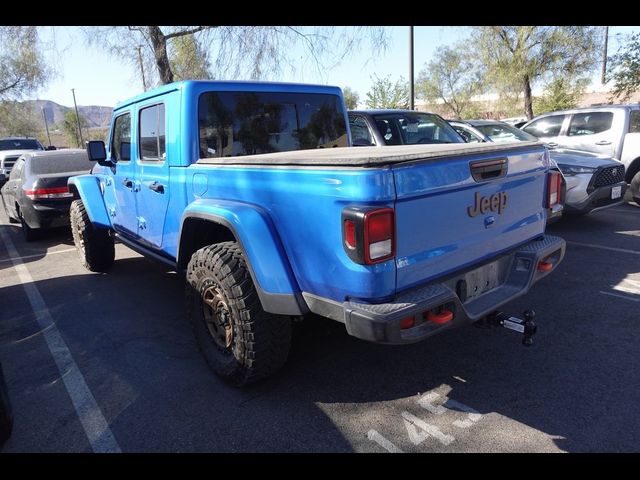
69;80;565;386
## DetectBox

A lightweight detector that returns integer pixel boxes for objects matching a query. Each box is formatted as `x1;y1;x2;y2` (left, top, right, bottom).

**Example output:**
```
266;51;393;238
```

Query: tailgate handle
470;158;508;182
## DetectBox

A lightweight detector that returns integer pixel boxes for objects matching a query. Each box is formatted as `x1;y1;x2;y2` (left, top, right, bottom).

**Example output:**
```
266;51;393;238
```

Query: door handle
148;181;165;194
595;140;611;146
546;142;558;148
122;178;133;189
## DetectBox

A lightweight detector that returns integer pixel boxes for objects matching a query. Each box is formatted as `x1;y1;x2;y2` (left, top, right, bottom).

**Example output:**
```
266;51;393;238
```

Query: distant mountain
27;100;112;129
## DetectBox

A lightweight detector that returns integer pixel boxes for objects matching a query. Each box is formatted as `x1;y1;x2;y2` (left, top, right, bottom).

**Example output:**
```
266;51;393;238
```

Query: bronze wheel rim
202;284;233;351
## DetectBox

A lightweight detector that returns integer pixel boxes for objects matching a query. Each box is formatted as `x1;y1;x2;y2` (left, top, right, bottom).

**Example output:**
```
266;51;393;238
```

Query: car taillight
25;186;73;200
342;207;395;265
546;171;562;208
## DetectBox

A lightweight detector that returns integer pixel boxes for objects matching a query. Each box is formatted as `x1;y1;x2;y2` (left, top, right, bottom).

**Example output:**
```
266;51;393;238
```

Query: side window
139;104;166;161
9;158;24;180
568;111;613;136
454;126;482;143
523;115;566;138
111;113;131;161
349;116;374;145
629;110;640;133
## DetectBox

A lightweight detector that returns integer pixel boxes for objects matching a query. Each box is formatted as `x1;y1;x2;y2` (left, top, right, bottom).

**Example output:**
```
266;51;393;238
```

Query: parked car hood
550;148;621;168
0;149;34;160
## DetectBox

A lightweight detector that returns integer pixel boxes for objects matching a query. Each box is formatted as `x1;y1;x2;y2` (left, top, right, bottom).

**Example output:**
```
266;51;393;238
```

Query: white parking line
566;241;640;256
0;228;121;453
599;291;640;303
367;429;404;453
0;247;76;265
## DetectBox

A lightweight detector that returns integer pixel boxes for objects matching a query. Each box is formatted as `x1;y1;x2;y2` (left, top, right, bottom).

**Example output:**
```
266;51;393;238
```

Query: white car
0;137;45;186
450;120;627;215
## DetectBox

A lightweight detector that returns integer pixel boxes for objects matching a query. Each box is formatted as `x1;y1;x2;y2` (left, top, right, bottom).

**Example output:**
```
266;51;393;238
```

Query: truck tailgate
393;145;548;291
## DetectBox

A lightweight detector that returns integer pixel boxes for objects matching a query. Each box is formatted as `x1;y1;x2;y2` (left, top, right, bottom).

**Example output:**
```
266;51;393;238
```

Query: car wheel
0;363;13;447
630;170;640;205
18;209;37;242
70;199;115;272
186;241;292;387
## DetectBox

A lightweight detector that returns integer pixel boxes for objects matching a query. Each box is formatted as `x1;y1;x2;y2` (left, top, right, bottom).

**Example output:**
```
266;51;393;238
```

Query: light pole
41;107;52;148
409;26;415;110
71;88;84;147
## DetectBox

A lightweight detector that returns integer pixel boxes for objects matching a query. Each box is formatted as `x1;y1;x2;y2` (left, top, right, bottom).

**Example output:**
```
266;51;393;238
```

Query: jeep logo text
467;191;507;217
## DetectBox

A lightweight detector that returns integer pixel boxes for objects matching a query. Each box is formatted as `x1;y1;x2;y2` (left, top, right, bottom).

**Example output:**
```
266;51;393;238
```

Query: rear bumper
564;181;626;214
21;201;72;229
303;235;565;344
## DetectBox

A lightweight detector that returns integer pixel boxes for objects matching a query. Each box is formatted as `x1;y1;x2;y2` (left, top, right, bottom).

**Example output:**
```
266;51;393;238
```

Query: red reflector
426;310;454;325
537;261;553;272
344;220;356;249
399;316;415;329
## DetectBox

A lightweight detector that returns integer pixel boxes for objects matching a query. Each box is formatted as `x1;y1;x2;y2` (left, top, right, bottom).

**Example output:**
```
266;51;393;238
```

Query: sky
36;26;640;109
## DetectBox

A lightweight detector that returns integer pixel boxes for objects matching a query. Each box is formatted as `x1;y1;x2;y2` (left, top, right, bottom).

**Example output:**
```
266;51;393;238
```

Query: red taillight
25;186;73;200
342;207;395;265
547;171;562;208
364;208;395;264
344;220;356;249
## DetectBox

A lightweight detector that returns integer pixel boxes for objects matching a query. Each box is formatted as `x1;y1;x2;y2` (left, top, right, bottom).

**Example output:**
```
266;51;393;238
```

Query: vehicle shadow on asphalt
2;248;639;452
0;223;74;273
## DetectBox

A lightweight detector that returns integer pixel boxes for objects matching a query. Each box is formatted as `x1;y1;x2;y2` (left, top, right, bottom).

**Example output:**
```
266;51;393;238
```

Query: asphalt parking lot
1;202;639;453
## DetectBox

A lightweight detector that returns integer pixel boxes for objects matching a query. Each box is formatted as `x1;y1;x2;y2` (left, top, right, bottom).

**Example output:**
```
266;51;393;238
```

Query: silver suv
522;105;640;203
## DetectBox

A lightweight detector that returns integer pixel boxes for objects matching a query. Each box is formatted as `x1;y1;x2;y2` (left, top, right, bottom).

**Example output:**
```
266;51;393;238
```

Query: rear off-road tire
186;241;292;387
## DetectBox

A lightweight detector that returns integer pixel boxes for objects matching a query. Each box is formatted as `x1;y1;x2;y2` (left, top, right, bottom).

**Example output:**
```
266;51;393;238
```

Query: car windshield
372;112;463;145
0;139;43;151
474;123;537;143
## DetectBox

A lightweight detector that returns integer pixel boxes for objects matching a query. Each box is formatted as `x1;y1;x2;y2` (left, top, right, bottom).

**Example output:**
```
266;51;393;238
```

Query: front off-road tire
186;242;292;387
70;199;115;272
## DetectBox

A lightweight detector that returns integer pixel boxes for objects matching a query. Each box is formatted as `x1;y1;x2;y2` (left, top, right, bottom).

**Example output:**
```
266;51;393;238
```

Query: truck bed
196;141;544;167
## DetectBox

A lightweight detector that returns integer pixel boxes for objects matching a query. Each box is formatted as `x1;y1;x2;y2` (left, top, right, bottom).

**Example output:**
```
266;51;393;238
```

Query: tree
0;101;41;138
0;26;50;99
170;34;211;81
84;26;388;88
342;86;359;110
62;110;89;148
471;26;601;119
416;45;484;119
365;75;409;109
607;32;640;102
534;77;588;115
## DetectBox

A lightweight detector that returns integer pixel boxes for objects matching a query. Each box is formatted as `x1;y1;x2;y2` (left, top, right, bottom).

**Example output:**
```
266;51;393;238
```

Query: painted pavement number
367;389;482;453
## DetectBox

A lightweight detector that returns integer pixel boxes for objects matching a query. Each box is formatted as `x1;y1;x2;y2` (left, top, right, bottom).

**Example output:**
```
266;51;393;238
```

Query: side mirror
86;140;111;167
45;145;57;151
0;173;6;185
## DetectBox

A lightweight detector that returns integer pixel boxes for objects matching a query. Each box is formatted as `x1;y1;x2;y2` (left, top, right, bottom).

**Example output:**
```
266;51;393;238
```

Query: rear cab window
198;91;347;158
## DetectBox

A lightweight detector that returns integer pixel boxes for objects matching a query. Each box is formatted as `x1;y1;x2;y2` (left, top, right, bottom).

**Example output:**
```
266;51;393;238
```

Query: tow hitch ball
483;310;537;346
